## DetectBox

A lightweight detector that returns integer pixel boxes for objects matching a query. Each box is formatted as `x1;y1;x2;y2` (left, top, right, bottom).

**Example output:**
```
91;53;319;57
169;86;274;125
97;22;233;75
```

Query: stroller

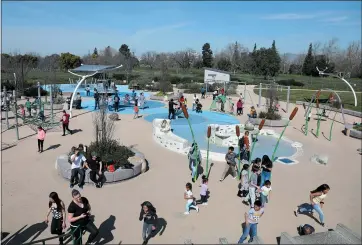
195;99;203;113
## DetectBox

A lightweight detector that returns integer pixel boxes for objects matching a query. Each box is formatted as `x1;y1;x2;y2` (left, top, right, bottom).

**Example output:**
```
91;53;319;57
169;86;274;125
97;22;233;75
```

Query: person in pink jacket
37;126;46;153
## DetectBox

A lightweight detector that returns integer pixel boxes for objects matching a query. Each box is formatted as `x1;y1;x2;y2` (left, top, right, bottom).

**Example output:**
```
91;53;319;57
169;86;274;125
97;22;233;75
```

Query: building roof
71;64;118;72
204;68;231;75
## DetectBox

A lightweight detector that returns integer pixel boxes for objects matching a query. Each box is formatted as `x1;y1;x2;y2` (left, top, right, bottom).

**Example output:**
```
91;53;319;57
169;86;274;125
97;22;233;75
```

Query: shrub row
276;79;304;87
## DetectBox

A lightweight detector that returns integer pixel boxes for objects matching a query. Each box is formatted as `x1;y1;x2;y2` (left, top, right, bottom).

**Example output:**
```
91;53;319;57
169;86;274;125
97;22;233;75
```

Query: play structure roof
72;65;117;72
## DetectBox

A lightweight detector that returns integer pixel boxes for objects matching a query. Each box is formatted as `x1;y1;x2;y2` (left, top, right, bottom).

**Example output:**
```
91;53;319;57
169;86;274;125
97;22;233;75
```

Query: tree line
1;38;361;94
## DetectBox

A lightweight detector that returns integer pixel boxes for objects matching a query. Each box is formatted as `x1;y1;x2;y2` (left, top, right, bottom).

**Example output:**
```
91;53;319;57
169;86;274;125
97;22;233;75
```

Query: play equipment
257;82;291;113
210;94;234;113
206;126;211;174
272;107;298;161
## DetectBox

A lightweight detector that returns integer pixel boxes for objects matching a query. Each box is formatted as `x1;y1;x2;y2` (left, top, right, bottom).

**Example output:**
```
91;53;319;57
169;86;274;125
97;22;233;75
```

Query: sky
2;1;361;57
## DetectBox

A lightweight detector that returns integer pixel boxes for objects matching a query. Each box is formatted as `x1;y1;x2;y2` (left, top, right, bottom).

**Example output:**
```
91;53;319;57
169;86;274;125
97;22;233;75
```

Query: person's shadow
2;222;48;245
95;215;116;245
295;203;321;224
145;217;167;244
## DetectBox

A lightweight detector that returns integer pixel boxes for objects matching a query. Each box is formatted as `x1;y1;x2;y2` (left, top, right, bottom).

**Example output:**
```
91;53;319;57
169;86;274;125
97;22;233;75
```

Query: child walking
237;200;264;244
37;126;46;153
259;180;272;207
134;104;139;119
243;164;260;207
237;164;249;201
184;182;199;215
199;177;209;206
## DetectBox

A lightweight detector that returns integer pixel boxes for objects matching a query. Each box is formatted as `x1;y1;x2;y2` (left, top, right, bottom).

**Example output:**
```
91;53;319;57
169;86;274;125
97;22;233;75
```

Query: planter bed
248;117;289;127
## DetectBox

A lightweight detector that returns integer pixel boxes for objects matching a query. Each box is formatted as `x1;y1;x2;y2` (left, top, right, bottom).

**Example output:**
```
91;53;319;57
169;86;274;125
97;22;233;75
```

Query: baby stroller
196;100;203;113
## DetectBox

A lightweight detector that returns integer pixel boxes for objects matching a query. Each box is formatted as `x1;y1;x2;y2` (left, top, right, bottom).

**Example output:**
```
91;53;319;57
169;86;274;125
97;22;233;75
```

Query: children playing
259;180;272;207
134;104;139;119
184;182;199;215
237;200;264;244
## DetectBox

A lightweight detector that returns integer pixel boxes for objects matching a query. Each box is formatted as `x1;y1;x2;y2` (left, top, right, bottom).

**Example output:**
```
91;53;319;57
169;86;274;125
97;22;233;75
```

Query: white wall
204;69;230;84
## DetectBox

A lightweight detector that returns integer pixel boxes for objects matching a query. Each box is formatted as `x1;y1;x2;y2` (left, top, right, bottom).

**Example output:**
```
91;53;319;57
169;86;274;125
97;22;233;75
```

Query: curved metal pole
67;65;123;118
316;67;357;107
304;90;321;136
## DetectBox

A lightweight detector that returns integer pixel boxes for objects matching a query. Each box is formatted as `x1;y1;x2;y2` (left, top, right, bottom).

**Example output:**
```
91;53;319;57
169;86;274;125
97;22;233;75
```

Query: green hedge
276;79;304;87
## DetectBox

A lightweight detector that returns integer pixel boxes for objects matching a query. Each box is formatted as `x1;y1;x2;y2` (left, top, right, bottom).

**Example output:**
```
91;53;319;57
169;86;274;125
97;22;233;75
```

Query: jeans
37;139;44;151
192;103;196;111
142;222;154;241
114;102;119;112
71;220;99;245
200;195;208;203
62;123;72;135
260;171;271;187
238;223;258;243
220;163;237;180
185;201;197;212
191;164;197;179
298;203;325;223
168;110;175;120
245;187;256;207
260;194;268;207
94;100;99;110
51;218;64;245
70;168;85;187
86;91;90;96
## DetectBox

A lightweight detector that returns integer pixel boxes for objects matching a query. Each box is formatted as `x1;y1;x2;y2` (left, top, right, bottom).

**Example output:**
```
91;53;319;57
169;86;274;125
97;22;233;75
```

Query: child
199;177;209;206
298;224;315;236
230;103;234;114
259;180;272;207
20;105;25;119
237;164;249;200
243;164;260;207
237;200;264;244
184;182;199;215
134;104;139;119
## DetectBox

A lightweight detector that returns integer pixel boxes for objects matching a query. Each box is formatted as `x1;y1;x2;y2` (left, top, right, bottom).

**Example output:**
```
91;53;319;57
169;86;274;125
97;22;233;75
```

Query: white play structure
152;119;303;163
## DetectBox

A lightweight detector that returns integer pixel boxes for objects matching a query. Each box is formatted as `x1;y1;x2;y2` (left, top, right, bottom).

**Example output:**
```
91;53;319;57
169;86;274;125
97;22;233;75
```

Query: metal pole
258;83;262;107
286;86;290;113
50;84;54;122
37;81;41;110
13;90;19;140
4;86;9;129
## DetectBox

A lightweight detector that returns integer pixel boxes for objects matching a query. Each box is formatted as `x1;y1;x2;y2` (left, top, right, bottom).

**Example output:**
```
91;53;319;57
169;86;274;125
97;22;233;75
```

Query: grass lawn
254;88;362;112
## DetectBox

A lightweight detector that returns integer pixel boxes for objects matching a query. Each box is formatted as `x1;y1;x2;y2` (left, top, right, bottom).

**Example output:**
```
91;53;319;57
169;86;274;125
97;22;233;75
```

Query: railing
22;225;82;245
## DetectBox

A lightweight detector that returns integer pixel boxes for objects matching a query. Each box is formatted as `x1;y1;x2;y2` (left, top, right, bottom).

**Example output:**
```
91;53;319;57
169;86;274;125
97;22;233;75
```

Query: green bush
276;79;304;87
112;73;140;81
353;124;362;132
258;111;282;120
53;96;65;104
170;76;182;84
24;86;48;97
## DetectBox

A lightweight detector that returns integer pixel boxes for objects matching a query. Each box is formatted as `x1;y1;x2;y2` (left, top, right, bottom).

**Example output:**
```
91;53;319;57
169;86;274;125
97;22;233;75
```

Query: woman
188;143;202;182
236;99;243;115
260;155;273;186
139;201;158;245
295;184;330;227
68;189;99;245
139;93;145;109
37;126;46;153
45;192;66;245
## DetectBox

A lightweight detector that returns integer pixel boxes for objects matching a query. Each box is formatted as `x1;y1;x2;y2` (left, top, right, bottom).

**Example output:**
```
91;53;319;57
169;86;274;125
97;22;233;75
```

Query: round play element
144;113;207;125
244;122;255;131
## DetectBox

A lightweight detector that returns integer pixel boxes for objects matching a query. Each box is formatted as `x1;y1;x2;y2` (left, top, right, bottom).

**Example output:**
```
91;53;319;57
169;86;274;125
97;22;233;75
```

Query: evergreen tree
231;41;241;72
270;40;281;76
92;47;98;59
302;43;315;76
202;43;213;68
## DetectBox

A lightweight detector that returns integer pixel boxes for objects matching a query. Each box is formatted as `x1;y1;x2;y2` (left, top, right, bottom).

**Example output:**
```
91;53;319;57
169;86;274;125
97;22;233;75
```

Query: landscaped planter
55;147;147;184
248;118;289;127
349;129;362;139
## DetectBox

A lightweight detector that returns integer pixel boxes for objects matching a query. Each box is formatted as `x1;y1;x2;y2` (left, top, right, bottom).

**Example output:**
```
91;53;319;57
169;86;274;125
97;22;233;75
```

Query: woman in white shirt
294;184;330;227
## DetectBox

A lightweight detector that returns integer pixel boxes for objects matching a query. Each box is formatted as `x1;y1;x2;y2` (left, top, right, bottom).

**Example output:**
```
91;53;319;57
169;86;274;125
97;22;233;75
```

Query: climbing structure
210;94;234;113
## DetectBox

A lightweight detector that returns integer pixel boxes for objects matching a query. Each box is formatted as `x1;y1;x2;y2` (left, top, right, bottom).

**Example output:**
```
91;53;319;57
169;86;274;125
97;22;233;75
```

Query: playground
1;82;361;244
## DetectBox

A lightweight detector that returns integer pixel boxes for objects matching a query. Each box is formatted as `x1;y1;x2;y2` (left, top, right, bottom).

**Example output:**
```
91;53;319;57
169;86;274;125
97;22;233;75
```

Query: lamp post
272;107;298;161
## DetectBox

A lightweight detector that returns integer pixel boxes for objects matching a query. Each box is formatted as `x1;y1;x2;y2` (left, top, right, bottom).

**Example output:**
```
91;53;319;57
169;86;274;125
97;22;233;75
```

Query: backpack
239;136;245;149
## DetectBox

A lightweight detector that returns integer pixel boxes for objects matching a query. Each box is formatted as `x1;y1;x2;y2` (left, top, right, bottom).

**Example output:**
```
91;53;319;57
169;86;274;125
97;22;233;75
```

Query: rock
128;156;147;173
245;122;255;131
109;113;119;121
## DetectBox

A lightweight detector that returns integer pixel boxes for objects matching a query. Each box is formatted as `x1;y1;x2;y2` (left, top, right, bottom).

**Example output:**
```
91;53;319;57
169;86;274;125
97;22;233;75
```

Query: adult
139;201;158;245
94;89;100;110
188;143;202;183
212;90;218;100
87;152;104;188
37;126;46;153
239;131;250;161
220;146;237;181
139;93;145;109
192;94;198;111
75;93;82;109
236;99;243;115
295;184;330;227
168;99;177;120
68;189;99;245
132;90;137;101
45;192;66;245
200;87;206;99
70;147;89;189
60;110;72;136
260;155;273;186
114;93;120;112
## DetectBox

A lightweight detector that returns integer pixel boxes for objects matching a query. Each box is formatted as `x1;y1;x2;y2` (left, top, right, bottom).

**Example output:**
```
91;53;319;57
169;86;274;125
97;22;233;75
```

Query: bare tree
321;38;339;65
171;49;196;71
335;41;361;78
140;51;157;69
312;41;322;56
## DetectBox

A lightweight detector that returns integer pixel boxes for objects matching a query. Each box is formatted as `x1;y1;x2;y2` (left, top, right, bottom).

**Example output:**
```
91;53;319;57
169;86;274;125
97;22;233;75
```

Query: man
60;110;72;136
200;87;206;99
86;152;104;188
25;98;32;117
168;99;177;120
114;93;120;112
70;147;89;189
85;85;90;96
94;89;100;110
220;146;237;181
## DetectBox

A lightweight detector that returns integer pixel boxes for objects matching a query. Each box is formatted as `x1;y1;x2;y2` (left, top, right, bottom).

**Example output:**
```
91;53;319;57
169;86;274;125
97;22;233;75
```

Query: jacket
139;209;158;225
37;130;46;140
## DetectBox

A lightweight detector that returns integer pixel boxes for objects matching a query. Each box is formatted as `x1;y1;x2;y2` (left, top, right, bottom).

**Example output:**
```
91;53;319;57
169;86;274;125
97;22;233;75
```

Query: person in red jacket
60;110;73;136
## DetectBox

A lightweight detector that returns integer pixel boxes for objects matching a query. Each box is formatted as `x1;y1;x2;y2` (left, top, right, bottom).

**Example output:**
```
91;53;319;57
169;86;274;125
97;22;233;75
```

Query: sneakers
196;206;199;213
70;184;74;188
248;237;254;243
78;185;83;189
184;212;190;215
321;223;325;227
202;203;208;206
294;209;298;217
219;178;224;182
